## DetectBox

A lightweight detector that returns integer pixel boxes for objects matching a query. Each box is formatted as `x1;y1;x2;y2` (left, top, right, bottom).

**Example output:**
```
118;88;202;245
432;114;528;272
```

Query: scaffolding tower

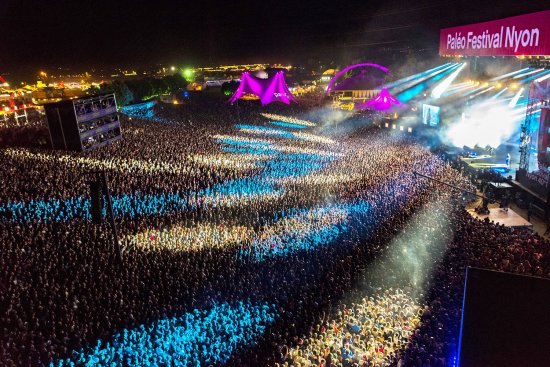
519;82;538;172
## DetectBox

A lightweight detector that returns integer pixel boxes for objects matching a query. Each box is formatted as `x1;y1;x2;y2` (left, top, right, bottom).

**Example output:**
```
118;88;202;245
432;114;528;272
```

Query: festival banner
439;10;550;56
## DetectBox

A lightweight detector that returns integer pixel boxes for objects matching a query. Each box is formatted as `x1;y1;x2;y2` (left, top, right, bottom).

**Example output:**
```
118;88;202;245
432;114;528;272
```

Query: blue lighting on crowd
0;123;336;223
238;200;373;261
52;301;277;367
269;121;308;129
221;146;279;155
120;101;156;119
263;159;326;178
200;178;279;198
0;181;282;223
215;138;270;147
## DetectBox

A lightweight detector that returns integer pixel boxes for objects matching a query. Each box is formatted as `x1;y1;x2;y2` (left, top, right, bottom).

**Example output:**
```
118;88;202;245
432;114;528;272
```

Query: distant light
170;66;176;71
183;68;194;79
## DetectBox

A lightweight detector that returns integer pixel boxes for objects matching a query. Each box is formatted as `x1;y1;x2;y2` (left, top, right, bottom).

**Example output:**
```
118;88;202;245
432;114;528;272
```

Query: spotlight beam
470;86;495;99
392;63;460;95
489;68;530;81
513;68;544;79
384;63;453;89
536;73;550;83
508;88;524;107
432;63;467;99
521;70;550;84
491;87;508;99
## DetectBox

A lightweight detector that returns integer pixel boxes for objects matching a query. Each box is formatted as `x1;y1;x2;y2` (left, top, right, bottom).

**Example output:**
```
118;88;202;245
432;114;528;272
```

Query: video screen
422;104;440;127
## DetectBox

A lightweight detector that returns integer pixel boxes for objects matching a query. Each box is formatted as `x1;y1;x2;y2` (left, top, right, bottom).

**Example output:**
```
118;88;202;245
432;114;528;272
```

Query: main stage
460;156;515;178
467;207;532;229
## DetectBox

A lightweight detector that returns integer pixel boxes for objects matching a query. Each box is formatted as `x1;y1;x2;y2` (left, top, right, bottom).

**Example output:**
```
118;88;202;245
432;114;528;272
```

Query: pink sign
440;10;550;56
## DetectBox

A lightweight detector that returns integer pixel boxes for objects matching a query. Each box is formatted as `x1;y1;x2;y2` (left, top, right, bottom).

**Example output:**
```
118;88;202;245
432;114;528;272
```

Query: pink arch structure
325;63;390;93
228;71;297;105
355;87;401;111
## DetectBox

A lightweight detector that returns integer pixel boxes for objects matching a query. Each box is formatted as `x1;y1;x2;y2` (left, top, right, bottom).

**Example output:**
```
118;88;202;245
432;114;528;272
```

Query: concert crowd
1;98;550;367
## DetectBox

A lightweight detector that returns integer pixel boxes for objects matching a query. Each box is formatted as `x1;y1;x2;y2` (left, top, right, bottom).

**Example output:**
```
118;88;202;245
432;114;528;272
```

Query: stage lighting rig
528;58;550;70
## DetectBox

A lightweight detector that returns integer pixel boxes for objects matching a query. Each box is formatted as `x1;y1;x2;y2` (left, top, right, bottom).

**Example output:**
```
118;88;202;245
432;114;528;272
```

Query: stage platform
459;156;517;178
467;207;533;229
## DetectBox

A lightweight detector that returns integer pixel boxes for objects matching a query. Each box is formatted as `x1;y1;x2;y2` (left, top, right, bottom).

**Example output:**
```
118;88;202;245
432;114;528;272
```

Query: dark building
44;94;122;151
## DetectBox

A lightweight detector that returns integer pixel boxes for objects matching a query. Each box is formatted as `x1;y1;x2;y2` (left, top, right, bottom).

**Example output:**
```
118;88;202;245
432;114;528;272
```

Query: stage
460;156;516;178
467;207;533;229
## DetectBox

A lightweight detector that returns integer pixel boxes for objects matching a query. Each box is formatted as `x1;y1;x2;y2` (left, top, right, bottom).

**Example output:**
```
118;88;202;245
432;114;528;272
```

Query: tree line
90;74;188;106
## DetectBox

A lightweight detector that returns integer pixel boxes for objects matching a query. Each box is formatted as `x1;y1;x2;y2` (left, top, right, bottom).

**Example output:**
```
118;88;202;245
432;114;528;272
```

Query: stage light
513;68;544;79
508;88;524;107
446;100;523;148
392;63;460;98
510;83;518;90
170;66;176;71
536;73;550;83
492;87;508;99
470;86;495;99
490;68;530;81
383;63;453;89
432;63;467;98
443;82;477;97
521;70;550;84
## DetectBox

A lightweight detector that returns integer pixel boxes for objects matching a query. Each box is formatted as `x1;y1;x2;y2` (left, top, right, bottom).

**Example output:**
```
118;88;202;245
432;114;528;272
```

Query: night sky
0;0;549;73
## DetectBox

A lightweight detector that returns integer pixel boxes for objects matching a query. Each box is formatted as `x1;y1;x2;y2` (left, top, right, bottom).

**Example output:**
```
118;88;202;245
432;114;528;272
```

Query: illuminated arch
326;63;390;93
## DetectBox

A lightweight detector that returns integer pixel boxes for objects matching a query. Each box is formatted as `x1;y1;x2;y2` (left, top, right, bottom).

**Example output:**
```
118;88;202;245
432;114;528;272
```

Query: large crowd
2;97;550;367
